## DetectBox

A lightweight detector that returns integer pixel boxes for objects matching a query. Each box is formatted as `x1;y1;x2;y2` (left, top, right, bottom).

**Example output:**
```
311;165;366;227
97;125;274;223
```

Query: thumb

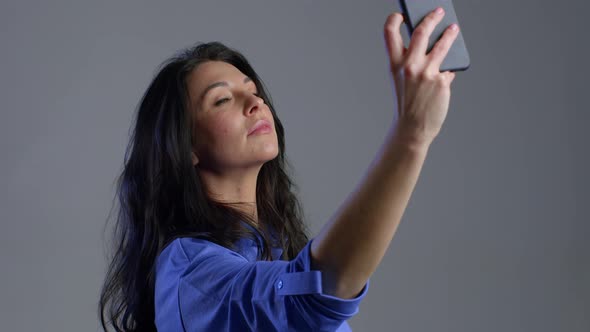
442;71;456;85
384;12;406;69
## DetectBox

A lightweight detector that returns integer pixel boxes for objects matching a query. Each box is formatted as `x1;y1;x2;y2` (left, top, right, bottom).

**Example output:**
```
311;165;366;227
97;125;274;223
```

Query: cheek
209;114;243;144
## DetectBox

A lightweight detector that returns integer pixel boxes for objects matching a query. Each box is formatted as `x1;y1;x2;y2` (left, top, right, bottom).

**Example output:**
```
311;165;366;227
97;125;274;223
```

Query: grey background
1;0;588;331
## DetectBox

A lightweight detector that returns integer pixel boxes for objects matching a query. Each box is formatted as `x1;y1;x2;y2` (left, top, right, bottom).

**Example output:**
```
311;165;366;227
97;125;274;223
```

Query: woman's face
187;61;279;173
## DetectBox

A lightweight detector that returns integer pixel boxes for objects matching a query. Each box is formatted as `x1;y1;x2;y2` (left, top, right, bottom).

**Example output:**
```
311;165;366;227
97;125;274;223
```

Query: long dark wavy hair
98;41;311;332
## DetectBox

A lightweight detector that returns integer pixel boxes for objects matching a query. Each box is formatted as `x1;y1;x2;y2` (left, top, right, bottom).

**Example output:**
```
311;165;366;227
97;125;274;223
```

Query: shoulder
156;237;248;273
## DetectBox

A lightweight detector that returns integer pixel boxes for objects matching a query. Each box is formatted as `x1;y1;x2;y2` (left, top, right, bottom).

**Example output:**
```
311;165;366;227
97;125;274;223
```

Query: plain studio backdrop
0;0;588;331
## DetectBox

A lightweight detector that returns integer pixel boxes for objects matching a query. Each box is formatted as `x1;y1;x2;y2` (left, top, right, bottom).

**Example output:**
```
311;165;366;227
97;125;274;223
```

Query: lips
248;119;272;136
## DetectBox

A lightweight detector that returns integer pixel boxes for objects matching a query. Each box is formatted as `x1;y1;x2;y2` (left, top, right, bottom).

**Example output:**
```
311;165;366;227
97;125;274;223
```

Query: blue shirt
154;231;370;331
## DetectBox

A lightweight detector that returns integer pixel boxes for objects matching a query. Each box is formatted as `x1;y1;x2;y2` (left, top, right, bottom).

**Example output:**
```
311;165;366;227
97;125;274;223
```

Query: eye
214;92;260;107
214;97;231;106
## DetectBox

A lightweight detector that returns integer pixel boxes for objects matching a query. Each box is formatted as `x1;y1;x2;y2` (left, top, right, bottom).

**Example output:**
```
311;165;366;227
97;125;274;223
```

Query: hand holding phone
384;7;461;146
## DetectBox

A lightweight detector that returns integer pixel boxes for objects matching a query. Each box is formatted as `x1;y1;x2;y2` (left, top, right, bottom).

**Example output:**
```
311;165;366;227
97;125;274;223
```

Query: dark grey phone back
399;0;470;72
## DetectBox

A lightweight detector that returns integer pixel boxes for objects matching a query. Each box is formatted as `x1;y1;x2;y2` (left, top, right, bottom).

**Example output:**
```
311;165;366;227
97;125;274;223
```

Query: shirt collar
234;220;284;262
233;237;284;262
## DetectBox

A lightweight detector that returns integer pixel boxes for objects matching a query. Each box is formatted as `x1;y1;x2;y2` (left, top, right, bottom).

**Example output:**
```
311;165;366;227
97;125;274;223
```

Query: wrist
387;124;433;153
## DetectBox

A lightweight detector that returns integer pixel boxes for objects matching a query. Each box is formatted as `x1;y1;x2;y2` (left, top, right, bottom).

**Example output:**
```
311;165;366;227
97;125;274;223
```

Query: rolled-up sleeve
177;237;370;332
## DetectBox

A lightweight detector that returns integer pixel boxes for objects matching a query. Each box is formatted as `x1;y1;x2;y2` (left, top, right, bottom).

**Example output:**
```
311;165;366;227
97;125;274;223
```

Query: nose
246;93;264;115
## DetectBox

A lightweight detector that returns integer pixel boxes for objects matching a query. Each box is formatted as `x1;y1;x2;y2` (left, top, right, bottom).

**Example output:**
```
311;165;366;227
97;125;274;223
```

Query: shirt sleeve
176;237;370;332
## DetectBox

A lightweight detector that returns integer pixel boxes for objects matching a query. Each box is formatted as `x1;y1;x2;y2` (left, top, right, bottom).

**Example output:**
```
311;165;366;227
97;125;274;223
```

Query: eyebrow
199;76;254;102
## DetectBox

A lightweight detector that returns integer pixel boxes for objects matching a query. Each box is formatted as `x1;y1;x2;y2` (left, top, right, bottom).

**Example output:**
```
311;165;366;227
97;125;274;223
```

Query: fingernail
436;7;444;14
450;23;458;31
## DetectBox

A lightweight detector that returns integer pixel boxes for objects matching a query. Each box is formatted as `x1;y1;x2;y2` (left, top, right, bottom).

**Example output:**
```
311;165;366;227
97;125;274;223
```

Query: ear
191;151;199;166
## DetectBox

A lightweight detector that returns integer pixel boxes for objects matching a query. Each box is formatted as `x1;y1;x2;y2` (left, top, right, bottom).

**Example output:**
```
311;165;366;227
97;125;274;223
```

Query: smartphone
398;0;470;72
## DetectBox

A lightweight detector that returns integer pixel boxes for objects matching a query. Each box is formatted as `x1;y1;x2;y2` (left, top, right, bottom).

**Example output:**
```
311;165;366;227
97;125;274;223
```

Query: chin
264;146;280;160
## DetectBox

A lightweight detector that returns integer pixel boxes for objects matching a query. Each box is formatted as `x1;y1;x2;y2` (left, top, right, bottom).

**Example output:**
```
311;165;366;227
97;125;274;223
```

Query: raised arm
310;8;460;299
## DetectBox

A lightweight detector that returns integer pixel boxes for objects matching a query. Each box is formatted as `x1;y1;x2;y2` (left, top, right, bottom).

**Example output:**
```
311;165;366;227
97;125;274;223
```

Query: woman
99;8;458;332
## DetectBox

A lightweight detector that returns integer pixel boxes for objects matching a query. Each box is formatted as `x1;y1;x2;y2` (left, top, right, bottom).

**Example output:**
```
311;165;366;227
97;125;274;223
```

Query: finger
441;71;456;85
406;7;445;64
426;23;460;73
383;12;405;69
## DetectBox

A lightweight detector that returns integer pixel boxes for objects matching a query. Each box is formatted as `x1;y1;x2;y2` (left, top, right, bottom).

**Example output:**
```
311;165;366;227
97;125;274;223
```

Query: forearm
310;128;430;299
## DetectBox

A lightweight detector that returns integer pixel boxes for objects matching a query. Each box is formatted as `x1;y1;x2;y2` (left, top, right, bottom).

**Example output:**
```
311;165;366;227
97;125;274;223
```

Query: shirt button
277;279;283;289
